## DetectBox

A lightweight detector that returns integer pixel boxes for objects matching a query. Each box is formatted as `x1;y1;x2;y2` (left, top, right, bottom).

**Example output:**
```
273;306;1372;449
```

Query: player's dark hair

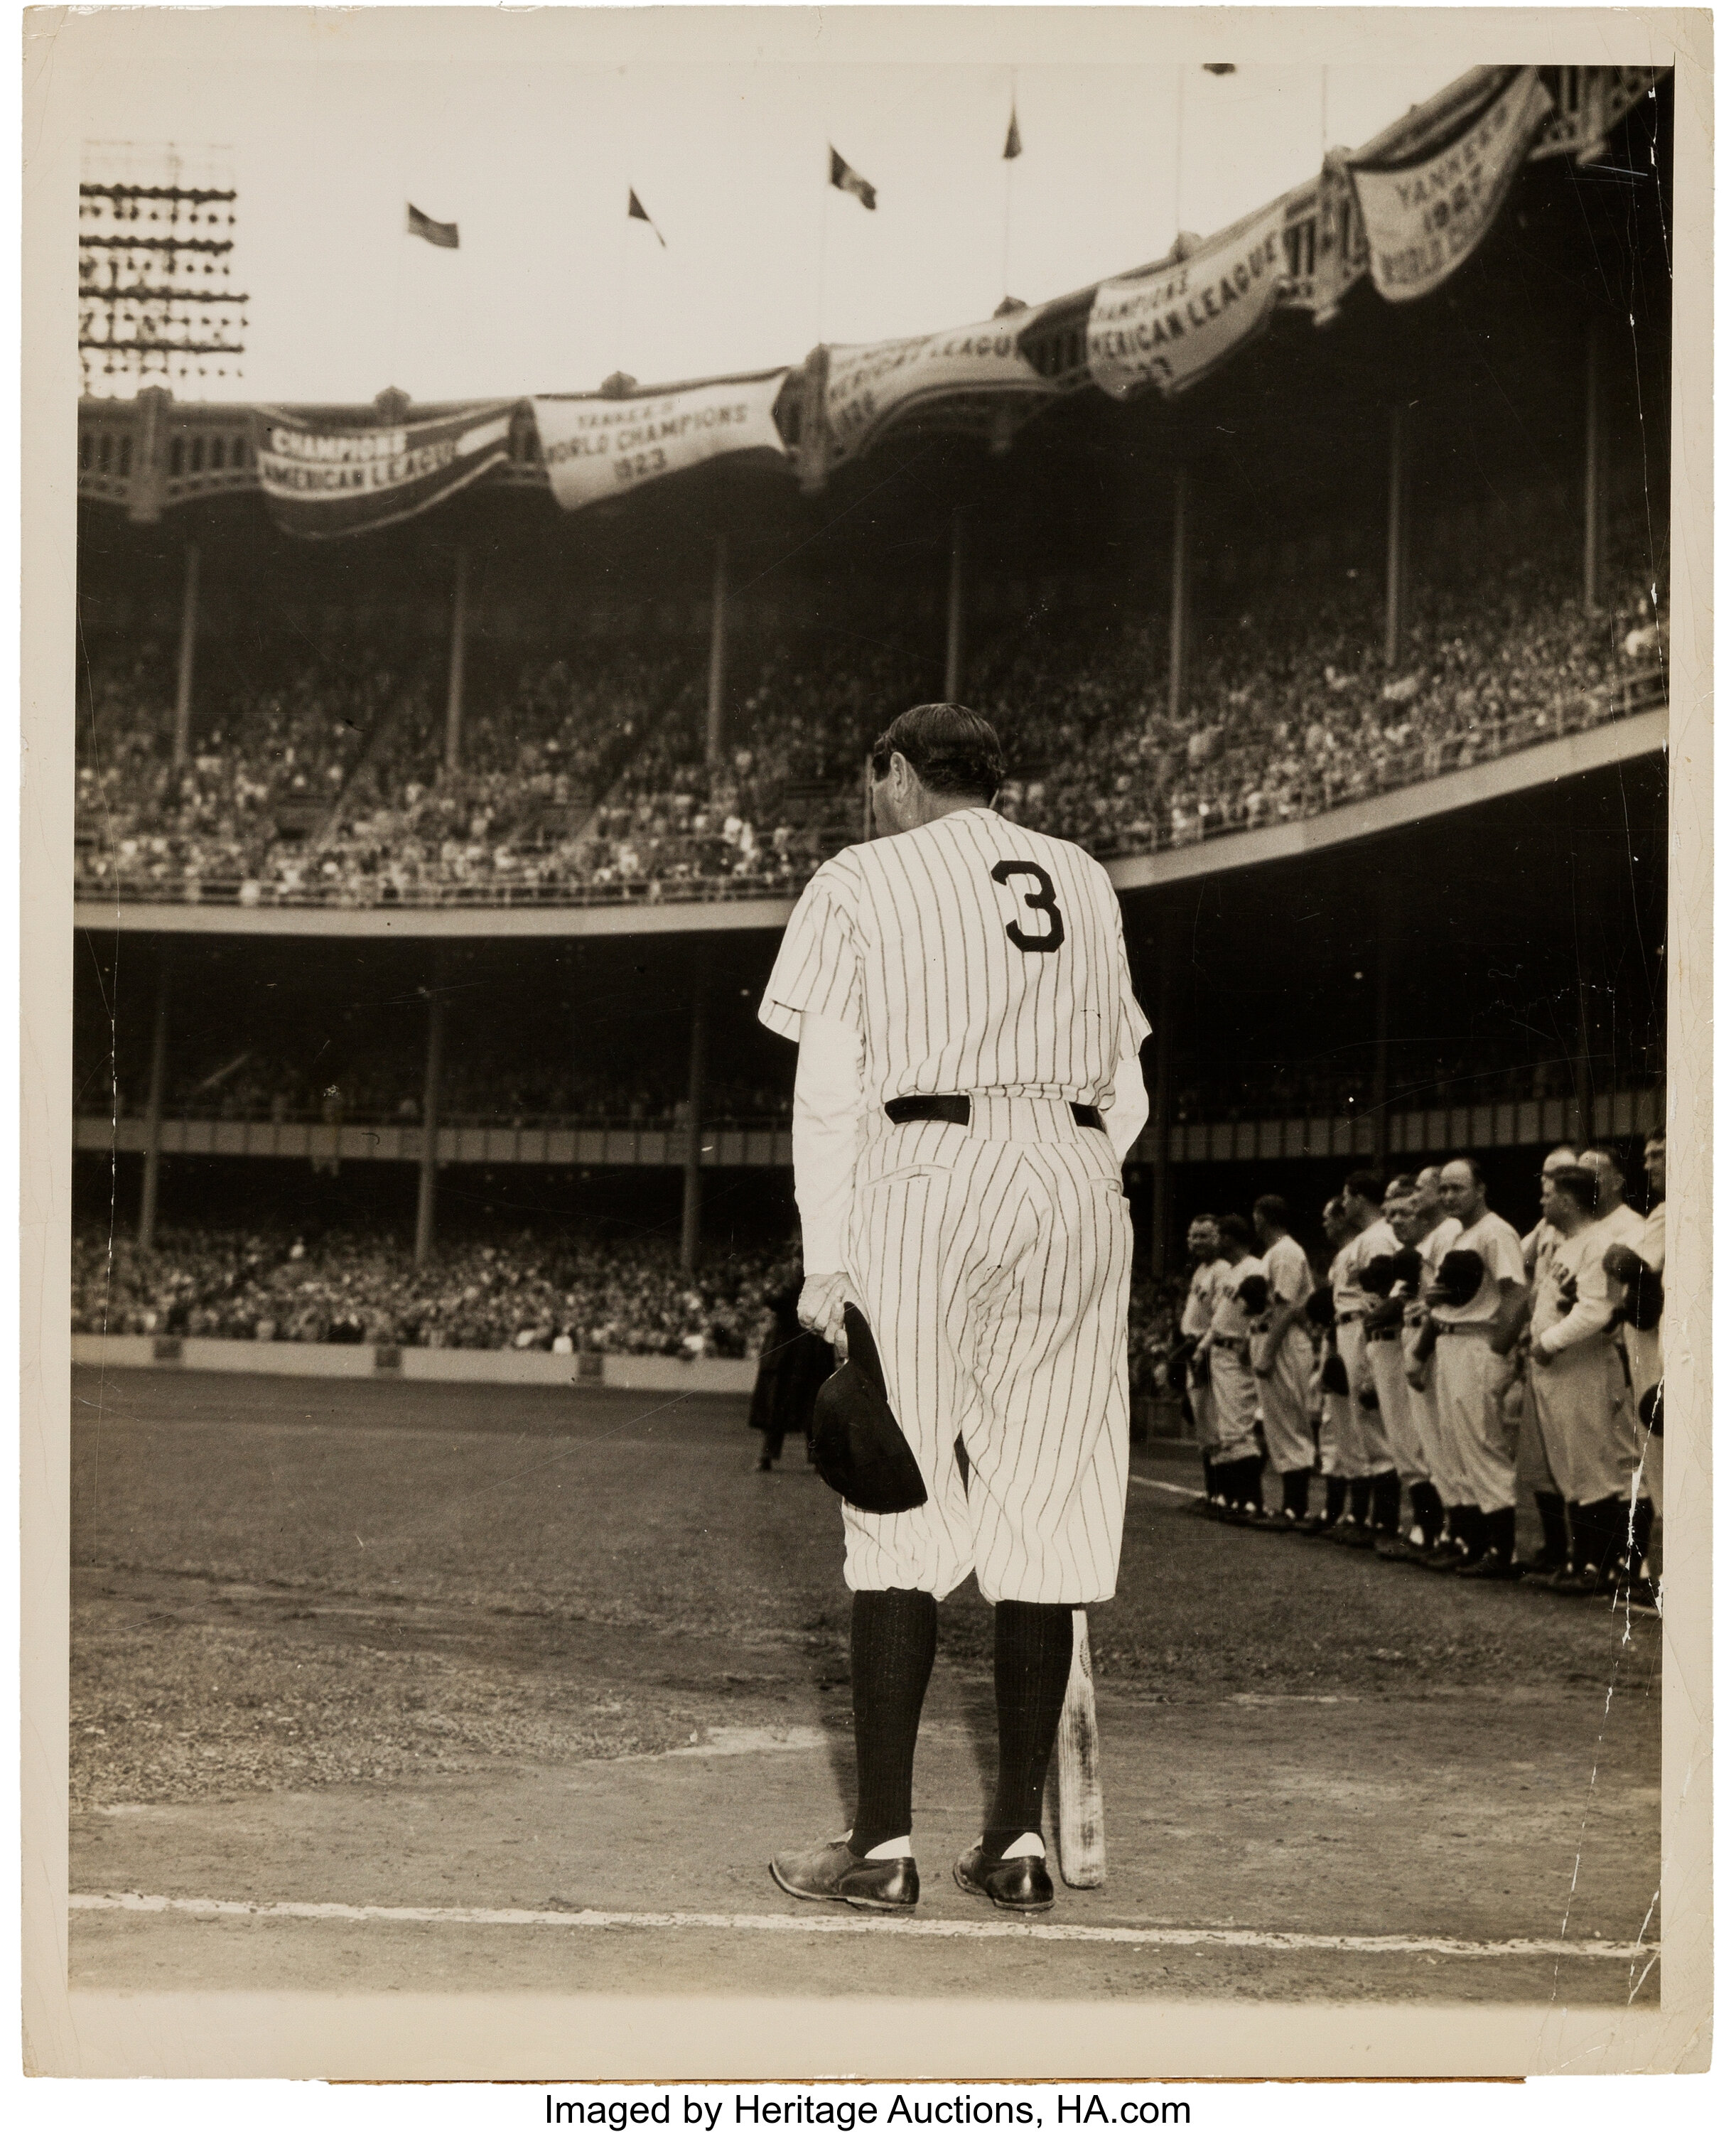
1343;1169;1385;1207
1386;1173;1418;1197
1580;1144;1627;1184
871;704;1005;804
1452;1155;1487;1188
1252;1194;1290;1230
1217;1212;1255;1254
1552;1165;1600;1214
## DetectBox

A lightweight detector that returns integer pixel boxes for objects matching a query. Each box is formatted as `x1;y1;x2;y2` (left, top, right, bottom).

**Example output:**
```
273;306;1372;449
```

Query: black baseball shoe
1457;1549;1524;1581
954;1841;1055;1914
1422;1539;1468;1573
770;1836;919;1912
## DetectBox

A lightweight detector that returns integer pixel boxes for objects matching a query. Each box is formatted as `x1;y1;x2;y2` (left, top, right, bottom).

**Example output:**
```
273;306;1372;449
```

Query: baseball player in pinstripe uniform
1180;1217;1234;1508
1329;1173;1400;1546
758;704;1150;1915
1251;1195;1317;1528
1311;1197;1355;1534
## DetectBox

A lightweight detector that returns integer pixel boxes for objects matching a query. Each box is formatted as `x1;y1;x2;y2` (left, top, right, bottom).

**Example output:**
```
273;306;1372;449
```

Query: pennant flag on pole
829;146;877;210
627;188;667;247
406;203;459;249
1003;105;1023;159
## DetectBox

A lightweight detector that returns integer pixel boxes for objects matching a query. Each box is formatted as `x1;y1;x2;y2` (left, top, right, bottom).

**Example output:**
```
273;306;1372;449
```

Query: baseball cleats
770;1836;920;1912
954;1840;1055;1914
1456;1549;1523;1581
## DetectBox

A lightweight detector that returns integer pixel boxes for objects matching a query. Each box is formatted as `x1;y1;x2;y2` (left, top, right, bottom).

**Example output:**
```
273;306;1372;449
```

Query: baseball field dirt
66;1365;1661;2008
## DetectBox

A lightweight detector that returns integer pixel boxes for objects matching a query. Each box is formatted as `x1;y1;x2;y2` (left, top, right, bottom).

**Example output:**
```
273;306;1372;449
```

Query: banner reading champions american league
252;402;517;539
824;314;1057;465
532;372;789;512
1087;200;1291;404
1348;67;1555;303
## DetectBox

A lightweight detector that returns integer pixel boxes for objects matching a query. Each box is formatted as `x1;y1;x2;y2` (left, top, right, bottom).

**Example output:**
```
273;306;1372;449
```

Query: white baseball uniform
1207;1254;1266;1465
1430;1208;1526;1514
1331;1222;1398;1480
1256;1233;1315;1475
1528;1221;1637;1504
1403;1214;1462;1498
760;804;1150;1605
1182;1255;1231;1454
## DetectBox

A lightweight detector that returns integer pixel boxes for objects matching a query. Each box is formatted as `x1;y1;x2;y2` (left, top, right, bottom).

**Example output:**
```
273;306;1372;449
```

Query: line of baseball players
1172;1132;1665;1603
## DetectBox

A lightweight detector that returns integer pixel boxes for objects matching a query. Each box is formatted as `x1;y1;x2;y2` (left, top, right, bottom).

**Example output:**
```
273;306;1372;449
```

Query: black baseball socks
1280;1468;1312;1520
846;1588;937;1858
984;1599;1075;1859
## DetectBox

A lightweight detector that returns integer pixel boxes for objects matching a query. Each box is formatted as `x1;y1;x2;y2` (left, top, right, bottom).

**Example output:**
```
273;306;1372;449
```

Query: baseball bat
1053;1607;1106;1888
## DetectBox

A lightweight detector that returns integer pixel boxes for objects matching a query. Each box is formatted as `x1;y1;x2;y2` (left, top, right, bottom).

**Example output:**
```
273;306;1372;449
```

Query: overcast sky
61;10;1455;405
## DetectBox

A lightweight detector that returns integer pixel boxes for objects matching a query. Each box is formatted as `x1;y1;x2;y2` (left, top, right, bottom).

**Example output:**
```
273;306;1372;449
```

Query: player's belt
1209;1335;1245;1352
1335;1310;1365;1326
1435;1320;1497;1338
1365;1328;1399;1343
884;1094;1105;1132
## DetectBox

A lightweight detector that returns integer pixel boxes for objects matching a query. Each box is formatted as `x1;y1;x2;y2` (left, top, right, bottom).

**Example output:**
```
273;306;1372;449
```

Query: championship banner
1086;201;1290;404
1349;67;1555;303
252;402;516;539
532;372;789;512
824;316;1056;465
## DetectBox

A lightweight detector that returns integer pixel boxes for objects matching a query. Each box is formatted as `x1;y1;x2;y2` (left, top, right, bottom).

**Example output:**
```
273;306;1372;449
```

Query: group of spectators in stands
70;1222;787;1357
74;515;1667;908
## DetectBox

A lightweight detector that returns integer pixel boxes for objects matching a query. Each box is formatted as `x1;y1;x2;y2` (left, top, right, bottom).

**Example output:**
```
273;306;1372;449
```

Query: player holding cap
1427;1158;1529;1577
1251;1194;1317;1529
758;704;1150;1915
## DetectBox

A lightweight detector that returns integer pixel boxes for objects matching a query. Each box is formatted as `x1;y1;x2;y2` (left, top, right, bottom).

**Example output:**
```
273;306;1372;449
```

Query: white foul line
70;1892;1650;1962
1130;1474;1198;1497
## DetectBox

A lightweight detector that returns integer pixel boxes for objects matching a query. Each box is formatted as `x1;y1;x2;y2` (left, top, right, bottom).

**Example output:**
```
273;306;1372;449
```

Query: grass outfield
68;1364;1661;2008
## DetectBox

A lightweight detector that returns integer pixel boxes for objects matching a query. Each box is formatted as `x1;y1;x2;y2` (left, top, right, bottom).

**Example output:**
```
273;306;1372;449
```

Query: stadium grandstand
72;64;1671;1358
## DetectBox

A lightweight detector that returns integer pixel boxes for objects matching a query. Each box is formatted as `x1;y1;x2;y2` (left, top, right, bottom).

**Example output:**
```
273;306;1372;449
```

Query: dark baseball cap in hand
811;1304;929;1515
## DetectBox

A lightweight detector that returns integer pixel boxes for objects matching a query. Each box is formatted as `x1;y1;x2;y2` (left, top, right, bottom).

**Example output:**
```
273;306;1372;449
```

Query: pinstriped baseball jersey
758;804;1148;1605
759;806;1150;1099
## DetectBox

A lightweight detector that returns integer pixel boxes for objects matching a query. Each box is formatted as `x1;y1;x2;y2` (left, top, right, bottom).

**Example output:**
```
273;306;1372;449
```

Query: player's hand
1531;1343;1554;1372
798;1271;858;1356
1603;1242;1643;1284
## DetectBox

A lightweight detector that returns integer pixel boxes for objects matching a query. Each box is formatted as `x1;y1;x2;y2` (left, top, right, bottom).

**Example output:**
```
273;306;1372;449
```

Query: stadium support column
444;549;469;773
137;956;172;1251
1372;900;1396;1158
414;977;446;1268
945;507;967;701
706;534;730;768
1167;468;1190;723
1148;936;1175;1277
171;542;200;768
1583;326;1606;615
680;977;709;1274
1384;404;1411;669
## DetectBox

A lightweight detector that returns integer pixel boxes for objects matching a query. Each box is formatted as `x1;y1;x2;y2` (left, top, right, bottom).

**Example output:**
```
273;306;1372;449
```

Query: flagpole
1001;68;1015;301
1174;66;1185;248
816;136;831;346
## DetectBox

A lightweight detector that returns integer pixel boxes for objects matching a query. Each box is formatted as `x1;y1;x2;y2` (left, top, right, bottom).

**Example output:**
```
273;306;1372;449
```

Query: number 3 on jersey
991;859;1066;954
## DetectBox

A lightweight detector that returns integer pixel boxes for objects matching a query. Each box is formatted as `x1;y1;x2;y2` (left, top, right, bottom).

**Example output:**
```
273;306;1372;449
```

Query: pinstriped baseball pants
839;1100;1133;1605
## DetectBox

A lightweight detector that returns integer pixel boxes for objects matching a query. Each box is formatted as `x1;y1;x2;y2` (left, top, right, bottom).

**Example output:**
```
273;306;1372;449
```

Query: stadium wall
68;1332;759;1395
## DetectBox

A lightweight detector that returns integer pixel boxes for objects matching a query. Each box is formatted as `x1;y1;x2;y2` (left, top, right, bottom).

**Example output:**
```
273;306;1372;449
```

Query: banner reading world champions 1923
1087;201;1290;404
824;317;1057;465
1349;67;1554;303
252;402;517;539
532;372;789;512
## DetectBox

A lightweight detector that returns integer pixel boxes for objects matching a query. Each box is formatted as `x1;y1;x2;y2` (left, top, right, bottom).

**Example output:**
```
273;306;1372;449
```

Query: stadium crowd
1163;1133;1666;1606
73;514;1666;907
70;1221;789;1357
